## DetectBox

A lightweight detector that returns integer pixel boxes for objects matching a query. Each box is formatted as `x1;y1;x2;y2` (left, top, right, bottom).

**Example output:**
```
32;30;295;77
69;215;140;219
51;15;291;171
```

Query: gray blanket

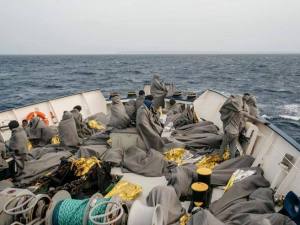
175;121;214;131
83;132;109;145
219;95;246;157
147;185;186;225
77;145;108;158
28;117;57;145
0;143;8;170
174;133;222;150
29;146;64;159
58;111;80;147
173;123;219;136
245;95;259;118
187;170;294;225
210;167;270;215
220;95;244;132
0;132;6;160
122;146;170;177
213;188;295;225
0;132;4;143
166;104;183;117
15;151;72;185
109;96;130;129
169;106;196;128
71;108;91;138
172;121;223;151
209;168;296;225
125;100;137;121
165;164;198;198
102;147;123;165
188;209;225;225
76;144;123;165
136;104;165;152
135;95;145;110
211;155;255;186
9;127;28;155
150;75;168;108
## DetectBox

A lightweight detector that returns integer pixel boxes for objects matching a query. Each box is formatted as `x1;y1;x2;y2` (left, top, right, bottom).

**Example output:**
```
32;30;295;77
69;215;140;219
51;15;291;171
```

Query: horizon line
1;51;300;56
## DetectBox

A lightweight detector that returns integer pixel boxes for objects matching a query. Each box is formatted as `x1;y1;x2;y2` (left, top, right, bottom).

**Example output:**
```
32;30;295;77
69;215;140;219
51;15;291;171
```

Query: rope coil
52;197;123;225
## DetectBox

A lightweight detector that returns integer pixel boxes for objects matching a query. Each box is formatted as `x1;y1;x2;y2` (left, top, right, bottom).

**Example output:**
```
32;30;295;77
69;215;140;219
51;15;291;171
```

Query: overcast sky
0;0;299;54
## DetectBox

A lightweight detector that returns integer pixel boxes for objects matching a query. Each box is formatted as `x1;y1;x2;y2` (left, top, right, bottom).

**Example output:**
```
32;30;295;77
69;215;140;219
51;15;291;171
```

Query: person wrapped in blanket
150;74;168;109
8;120;29;175
28;117;57;146
0;132;8;173
219;95;268;159
71;105;92;138
136;95;165;152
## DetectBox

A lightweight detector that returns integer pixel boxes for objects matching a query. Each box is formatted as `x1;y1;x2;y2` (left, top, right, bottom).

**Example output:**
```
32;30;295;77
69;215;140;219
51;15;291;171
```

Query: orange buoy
26;111;49;125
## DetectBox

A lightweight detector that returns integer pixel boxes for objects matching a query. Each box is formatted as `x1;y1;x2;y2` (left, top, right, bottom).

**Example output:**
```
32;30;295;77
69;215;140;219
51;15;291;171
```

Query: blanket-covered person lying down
167;118;223;154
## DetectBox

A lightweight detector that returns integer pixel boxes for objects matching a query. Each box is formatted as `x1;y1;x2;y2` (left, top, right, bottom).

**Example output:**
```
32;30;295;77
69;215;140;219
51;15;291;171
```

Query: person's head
62;111;73;120
22;119;28;128
138;90;145;96
73;105;82;112
153;74;160;80
8;120;19;130
243;93;250;101
169;99;176;106
145;95;153;101
144;99;152;109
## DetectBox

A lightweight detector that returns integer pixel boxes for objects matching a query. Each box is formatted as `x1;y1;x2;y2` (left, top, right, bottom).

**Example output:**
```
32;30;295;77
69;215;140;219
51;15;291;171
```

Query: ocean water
0;55;299;143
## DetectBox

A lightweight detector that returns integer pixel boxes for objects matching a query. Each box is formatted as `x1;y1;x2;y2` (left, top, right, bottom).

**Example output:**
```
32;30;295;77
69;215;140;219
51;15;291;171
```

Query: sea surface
0;55;299;143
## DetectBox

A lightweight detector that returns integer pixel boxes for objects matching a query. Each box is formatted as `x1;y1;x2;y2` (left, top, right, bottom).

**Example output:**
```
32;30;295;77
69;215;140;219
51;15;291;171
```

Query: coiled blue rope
52;197;111;225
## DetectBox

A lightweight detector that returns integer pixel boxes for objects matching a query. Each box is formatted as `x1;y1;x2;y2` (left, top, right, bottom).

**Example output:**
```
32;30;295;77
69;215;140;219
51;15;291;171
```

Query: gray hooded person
136;99;165;152
243;93;259;118
135;90;145;110
71;105;91;138
8;120;28;174
0;132;8;171
165;98;183;116
58;111;80;147
150;74;168;109
108;95;131;129
28;117;56;146
219;95;268;158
